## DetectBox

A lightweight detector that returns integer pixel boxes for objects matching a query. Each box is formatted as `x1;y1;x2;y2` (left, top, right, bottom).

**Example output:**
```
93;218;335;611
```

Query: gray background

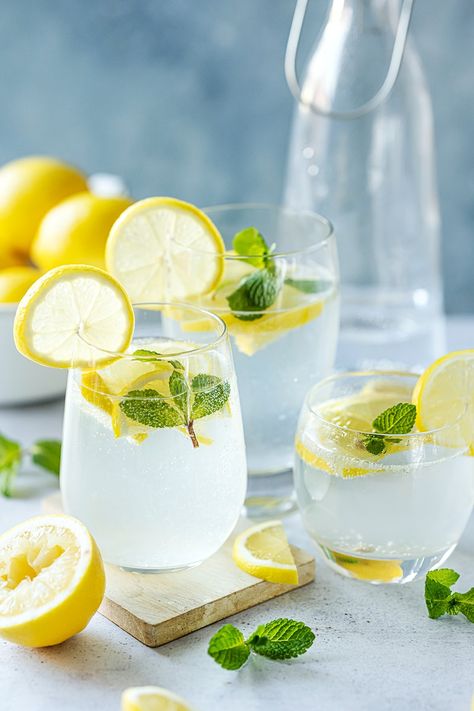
0;0;472;313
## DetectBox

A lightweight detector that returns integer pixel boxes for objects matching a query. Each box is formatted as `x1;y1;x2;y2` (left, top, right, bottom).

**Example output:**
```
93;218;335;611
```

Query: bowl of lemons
0;155;132;405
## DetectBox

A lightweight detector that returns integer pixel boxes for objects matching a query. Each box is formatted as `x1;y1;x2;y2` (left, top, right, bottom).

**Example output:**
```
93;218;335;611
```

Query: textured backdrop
0;0;472;312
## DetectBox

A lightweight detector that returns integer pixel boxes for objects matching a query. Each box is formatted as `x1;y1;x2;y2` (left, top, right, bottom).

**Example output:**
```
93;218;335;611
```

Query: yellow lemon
232;520;298;585
412;349;474;453
0;156;87;256
332;552;403;583
0;514;105;647
122;686;194;711
106;197;225;302
14;265;134;369
0;266;41;304
32;192;133;270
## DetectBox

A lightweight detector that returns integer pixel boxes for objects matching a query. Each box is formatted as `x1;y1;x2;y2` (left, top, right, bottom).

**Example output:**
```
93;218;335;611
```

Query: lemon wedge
0;514;105;647
106;197;225;302
122;686;194;711
412;349;474;452
14;265;134;369
232;520;298;585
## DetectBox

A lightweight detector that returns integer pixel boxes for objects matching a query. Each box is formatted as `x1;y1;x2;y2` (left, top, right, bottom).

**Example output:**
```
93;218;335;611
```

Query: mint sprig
363;402;416;455
208;618;315;671
425;568;474;622
120;367;230;448
0;433;61;497
227;227;283;321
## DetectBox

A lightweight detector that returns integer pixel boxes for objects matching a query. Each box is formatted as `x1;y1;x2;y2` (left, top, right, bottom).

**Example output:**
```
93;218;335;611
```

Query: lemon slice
412;349;474;452
106;197;225;302
232;520;298;585
122;686;194;711
14;265;134;369
0;514;105;647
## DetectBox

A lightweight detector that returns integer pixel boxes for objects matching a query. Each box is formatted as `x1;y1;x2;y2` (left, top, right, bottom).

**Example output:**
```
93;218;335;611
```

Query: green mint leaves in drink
425;568;474;622
284;278;323;294
227;227;283;321
0;433;61;497
363;402;417;455
208;618;315;671
120;358;230;448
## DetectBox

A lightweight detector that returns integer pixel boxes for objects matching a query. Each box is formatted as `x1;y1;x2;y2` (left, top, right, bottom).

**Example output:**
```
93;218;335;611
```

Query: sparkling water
60;342;247;572
294;440;474;583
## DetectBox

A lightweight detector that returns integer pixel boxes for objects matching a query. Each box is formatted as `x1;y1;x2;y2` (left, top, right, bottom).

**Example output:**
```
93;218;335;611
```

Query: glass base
317;543;457;584
244;469;297;519
117;559;204;575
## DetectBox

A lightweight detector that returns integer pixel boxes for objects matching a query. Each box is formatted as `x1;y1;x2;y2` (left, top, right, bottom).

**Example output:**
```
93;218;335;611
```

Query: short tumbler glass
60;303;247;573
294;371;474;584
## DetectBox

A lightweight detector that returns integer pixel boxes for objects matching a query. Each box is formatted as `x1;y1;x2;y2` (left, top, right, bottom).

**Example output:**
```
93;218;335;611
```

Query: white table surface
0;317;473;711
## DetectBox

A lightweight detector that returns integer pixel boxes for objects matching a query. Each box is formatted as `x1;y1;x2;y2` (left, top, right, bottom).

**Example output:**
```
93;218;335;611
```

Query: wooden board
43;492;315;647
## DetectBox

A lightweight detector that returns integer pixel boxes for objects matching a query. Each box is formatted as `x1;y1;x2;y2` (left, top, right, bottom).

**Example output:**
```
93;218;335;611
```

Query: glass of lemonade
184;204;339;516
61;303;247;573
294;371;474;584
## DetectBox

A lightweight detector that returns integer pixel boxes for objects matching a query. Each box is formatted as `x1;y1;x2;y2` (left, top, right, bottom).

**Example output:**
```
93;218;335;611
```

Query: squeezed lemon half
0;514;105;647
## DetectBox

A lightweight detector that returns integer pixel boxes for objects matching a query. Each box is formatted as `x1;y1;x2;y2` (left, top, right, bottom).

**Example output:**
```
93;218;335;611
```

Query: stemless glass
294;371;474;584
60;303;247;572
177;204;339;516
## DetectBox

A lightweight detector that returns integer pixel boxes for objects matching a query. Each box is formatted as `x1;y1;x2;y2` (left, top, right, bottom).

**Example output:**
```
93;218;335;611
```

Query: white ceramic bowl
0;304;67;406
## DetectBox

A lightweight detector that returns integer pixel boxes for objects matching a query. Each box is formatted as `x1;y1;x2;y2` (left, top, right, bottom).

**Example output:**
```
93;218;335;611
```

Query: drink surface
61;337;247;571
294;377;474;582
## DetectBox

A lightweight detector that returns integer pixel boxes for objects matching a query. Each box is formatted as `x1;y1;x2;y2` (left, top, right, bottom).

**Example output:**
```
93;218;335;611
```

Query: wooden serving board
43;493;315;647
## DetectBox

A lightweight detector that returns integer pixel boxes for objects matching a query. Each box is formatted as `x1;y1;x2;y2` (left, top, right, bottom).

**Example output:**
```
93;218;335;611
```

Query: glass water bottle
283;0;445;370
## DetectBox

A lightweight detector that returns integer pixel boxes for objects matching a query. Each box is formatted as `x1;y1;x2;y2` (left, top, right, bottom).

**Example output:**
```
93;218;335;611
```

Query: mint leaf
31;440;61;476
424;569;474;623
0;433;22;497
132;349;184;371
233;227;269;268
373;403;417;436
208;624;250;670
425;571;455;619
191;375;230;420
169;369;189;418
453;588;474;622
363;434;386;455
248;619;315;660
284;278;323;294
227;267;282;321
120;389;184;428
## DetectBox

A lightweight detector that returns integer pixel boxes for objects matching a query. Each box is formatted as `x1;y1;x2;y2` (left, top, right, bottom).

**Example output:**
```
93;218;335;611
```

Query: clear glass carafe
284;0;445;371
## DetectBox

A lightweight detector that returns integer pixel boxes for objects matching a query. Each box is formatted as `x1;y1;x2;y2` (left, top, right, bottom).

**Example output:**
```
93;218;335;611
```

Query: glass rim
173;202;335;259
79;301;228;362
306;369;468;440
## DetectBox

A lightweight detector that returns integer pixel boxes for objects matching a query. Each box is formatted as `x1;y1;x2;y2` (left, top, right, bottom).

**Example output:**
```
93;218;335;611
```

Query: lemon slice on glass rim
106;197;225;302
412;349;474;453
13;264;134;369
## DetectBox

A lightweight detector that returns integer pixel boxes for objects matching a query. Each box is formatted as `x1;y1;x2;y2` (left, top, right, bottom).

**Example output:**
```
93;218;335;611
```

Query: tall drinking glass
180;204;339;516
61;303;247;572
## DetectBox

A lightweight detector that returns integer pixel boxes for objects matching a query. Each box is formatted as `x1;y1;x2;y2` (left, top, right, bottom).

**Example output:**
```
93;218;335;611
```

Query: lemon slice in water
122;686;194;711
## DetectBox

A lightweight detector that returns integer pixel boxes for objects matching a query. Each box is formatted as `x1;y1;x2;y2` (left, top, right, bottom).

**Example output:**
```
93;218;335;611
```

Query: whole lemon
32;192;133;270
0;245;30;269
0;266;41;303
0;156;88;257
